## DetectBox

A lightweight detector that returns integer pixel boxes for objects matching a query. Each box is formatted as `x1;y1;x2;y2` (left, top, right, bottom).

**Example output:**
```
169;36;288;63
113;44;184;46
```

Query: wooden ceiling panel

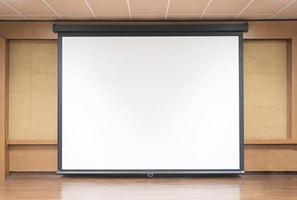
4;0;56;15
130;0;168;15
168;0;210;15
242;0;292;15
46;0;91;15
88;0;129;14
205;0;250;15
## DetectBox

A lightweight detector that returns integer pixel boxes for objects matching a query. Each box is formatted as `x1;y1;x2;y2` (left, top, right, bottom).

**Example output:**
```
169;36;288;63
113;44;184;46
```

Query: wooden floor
1;174;297;200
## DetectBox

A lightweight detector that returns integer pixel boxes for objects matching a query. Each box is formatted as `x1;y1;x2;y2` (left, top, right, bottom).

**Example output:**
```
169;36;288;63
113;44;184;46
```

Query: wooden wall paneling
8;144;297;172
244;22;297;39
245;145;297;171
0;21;296;172
7;144;297;172
244;22;297;171
243;22;297;171
0;22;56;39
245;139;297;144
244;21;297;143
9;145;57;172
0;36;8;181
0;22;59;174
8;140;57;145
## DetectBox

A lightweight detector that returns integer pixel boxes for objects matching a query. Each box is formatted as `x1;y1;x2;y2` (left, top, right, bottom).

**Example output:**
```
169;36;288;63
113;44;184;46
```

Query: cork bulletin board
8;40;57;141
244;40;288;140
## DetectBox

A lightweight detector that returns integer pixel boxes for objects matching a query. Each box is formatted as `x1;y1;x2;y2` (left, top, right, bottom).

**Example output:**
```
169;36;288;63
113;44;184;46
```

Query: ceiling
0;0;296;21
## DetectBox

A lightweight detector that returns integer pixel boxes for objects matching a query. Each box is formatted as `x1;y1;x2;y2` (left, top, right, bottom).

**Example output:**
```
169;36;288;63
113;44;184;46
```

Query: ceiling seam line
84;0;97;20
200;0;213;19
270;0;296;19
42;0;62;19
1;0;26;19
126;0;132;20
236;0;256;18
165;0;171;20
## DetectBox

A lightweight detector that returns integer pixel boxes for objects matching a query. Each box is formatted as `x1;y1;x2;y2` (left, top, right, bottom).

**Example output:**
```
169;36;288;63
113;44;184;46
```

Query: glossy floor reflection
0;174;297;200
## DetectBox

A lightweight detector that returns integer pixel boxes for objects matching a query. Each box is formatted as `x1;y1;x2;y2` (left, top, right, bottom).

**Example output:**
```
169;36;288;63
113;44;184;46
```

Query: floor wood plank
0;174;297;199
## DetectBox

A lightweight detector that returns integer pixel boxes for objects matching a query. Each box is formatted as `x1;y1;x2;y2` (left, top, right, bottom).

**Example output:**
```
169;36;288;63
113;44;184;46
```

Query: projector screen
57;25;245;175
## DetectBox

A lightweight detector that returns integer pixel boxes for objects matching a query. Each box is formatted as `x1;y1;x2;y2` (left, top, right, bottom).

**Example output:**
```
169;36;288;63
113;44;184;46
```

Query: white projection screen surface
57;25;245;175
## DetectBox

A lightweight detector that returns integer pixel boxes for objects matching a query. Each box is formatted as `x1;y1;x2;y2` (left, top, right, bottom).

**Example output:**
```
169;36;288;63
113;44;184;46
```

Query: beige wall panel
244;43;287;73
244;40;288;140
245;145;297;171
245;73;287;106
31;40;57;74
245;107;287;140
8;40;57;141
9;145;57;172
9;41;32;92
9;91;32;138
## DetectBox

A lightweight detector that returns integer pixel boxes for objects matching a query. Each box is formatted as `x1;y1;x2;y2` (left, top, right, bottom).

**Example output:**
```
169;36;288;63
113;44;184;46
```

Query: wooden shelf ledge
8;140;57;145
245;140;297;145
